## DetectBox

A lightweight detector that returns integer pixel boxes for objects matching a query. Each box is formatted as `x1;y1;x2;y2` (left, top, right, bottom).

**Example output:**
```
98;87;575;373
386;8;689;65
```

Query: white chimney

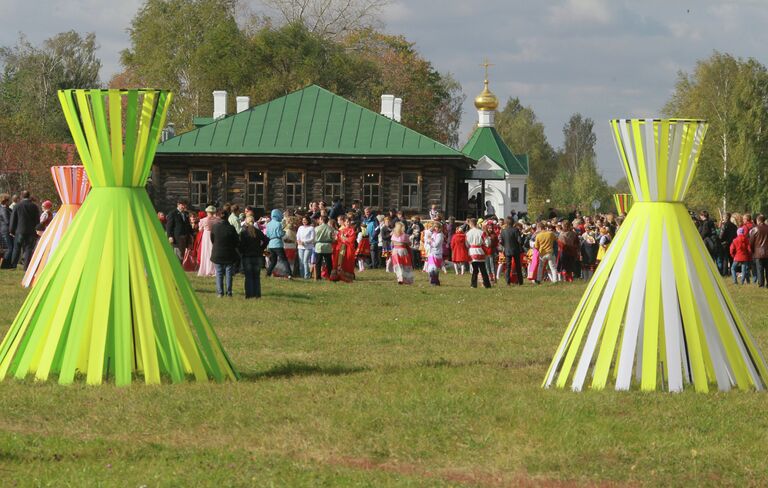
236;96;250;114
213;90;228;119
393;98;402;122
380;94;395;119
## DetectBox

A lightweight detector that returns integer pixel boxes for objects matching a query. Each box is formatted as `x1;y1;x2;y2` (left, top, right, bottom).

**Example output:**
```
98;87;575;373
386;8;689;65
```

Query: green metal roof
157;84;466;158
461;126;529;175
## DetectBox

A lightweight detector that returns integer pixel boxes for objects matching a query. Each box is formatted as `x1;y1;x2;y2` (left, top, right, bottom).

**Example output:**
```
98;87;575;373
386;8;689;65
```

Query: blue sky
2;0;768;183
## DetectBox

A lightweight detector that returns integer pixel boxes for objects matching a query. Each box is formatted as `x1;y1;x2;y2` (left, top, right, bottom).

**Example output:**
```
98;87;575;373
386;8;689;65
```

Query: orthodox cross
481;58;494;80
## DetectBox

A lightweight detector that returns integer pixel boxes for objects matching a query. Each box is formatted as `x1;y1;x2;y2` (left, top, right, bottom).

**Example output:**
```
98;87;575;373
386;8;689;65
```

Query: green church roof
157;85;467;159
461;126;529;176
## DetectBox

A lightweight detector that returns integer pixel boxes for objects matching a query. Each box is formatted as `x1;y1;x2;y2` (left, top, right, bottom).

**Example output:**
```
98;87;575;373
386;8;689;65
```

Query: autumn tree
343;29;464;146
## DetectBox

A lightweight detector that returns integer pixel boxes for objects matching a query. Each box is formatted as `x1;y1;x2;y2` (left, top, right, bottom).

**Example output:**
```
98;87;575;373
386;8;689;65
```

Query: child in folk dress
356;226;371;271
451;226;469;275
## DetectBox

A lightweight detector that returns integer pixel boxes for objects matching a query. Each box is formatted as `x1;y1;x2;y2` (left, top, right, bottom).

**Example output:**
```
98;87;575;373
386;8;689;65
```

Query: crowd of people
0;191;54;270
155;197;623;297
3;188;767;298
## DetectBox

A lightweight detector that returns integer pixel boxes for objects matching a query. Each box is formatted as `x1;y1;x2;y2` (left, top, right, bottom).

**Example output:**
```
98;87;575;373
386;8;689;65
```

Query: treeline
496;51;768;217
495;100;612;217
116;0;463;147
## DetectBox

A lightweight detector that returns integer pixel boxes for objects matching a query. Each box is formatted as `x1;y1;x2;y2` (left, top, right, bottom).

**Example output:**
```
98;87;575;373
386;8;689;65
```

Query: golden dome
474;79;499;111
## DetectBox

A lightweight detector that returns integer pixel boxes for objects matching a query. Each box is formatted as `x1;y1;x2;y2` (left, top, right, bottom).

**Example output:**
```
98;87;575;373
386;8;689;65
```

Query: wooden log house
152;85;477;218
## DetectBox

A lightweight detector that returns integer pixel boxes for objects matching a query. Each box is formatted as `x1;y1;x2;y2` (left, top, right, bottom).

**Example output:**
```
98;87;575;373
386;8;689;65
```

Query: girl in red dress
356;226;371;271
330;215;357;282
450;226;469;275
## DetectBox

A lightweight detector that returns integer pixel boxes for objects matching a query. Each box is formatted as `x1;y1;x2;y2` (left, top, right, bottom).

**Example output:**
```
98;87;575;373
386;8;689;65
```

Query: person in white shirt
296;215;315;279
465;218;491;288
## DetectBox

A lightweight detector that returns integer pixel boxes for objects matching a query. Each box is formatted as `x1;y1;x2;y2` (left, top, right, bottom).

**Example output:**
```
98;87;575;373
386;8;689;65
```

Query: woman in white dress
197;205;220;277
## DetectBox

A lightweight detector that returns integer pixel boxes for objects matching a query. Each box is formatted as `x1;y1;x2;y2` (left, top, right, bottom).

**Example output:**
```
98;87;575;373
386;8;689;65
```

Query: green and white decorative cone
544;118;768;392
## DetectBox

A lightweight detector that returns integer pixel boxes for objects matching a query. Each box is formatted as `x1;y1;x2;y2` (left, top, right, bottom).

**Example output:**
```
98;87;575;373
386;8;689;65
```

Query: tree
549;159;610;215
663;51;768;214
256;0;388;39
495;97;558;216
120;0;251;129
561;113;596;173
0;31;101;141
244;22;378;105
343;29;464;146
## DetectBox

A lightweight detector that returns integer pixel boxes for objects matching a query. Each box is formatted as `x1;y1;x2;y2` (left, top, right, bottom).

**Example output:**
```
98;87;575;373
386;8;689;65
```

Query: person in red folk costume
390;221;414;285
330;215;357;282
451;225;469;275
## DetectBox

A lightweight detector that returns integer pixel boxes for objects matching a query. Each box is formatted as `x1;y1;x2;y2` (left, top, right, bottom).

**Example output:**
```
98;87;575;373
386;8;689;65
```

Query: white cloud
549;0;614;25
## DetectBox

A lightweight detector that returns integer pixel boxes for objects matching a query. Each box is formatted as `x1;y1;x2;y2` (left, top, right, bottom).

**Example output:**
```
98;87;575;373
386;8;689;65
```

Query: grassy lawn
1;267;767;486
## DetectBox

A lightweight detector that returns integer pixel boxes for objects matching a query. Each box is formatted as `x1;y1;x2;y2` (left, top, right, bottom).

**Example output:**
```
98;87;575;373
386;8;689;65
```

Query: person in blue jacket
362;207;378;268
265;208;292;278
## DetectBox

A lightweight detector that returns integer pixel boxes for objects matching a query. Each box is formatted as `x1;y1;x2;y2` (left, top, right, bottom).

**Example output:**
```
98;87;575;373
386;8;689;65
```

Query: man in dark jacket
165;199;192;262
9;190;40;269
698;211;720;261
500;218;524;285
750;214;768;288
719;213;738;276
210;212;240;297
0;193;12;268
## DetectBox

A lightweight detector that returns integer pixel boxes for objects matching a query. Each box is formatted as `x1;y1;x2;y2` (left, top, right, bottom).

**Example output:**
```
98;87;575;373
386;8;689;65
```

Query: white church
461;74;529;217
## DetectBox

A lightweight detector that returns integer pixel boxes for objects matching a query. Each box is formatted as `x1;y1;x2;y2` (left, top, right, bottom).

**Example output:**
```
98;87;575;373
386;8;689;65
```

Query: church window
401;171;421;210
189;170;210;208
363;172;381;208
324;171;343;201
510;186;520;203
285;170;304;208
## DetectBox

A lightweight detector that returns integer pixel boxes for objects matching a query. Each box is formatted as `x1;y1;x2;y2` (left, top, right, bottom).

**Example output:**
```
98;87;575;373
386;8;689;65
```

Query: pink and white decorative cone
22;166;90;288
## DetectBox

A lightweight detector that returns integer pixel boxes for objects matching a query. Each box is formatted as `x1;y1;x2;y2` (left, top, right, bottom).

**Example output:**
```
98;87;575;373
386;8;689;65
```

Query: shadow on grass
240;361;370;381
417;357;551;369
266;291;313;300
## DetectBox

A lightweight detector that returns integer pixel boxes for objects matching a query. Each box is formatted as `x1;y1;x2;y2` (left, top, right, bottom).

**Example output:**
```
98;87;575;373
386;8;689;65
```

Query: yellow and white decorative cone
543;118;768;392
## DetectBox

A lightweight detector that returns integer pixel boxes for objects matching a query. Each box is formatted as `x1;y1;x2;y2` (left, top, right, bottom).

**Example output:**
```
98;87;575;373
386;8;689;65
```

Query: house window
524;184;528;204
400;171;421;210
285;170;304;208
363;172;381;208
510;186;520;203
324;171;343;201
190;170;210;208
246;171;267;210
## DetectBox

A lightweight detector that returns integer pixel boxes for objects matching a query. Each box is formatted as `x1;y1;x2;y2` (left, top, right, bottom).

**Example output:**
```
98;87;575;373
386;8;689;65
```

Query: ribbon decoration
22;165;90;288
544;118;768;392
613;193;632;216
0;89;238;385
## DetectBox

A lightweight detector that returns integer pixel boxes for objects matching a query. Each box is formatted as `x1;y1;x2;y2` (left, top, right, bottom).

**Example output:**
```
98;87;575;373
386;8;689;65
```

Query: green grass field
1;267;767;487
